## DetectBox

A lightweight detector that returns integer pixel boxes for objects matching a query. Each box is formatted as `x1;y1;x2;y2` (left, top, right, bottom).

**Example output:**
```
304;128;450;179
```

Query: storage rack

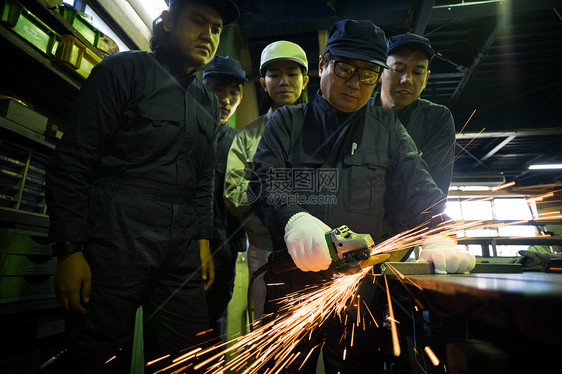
0;1;107;370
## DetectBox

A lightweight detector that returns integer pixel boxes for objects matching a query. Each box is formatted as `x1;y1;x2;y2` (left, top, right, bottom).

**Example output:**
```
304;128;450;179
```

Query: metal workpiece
380;261;435;275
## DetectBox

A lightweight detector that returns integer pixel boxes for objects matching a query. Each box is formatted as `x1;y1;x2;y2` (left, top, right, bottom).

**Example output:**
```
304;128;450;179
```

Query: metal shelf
0;24;81;91
0;117;56;151
17;0;106;59
0;207;49;229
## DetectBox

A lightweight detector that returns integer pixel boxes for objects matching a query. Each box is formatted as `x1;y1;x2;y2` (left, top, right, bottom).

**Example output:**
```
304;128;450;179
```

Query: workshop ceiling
234;0;562;188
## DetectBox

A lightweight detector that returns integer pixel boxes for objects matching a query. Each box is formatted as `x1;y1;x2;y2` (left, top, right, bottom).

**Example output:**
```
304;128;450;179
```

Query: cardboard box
0;97;48;134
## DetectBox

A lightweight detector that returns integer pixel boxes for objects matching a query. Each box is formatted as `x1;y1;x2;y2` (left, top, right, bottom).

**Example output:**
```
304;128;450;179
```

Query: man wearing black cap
249;19;474;373
46;0;239;372
376;32;455;196
202;55;247;344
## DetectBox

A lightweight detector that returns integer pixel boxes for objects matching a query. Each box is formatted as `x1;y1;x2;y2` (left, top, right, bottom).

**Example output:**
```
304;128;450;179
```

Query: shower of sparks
149;213;559;373
187;272;365;373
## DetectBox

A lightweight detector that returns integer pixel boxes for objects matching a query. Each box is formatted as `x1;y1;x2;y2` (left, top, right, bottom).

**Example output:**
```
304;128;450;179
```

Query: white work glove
419;236;476;274
284;212;332;272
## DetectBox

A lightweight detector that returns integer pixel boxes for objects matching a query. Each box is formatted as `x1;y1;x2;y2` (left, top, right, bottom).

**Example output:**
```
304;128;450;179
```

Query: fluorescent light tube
528;164;562;170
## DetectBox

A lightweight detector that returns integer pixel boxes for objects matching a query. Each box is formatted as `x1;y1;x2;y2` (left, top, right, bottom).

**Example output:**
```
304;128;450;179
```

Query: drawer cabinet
0;228;54;303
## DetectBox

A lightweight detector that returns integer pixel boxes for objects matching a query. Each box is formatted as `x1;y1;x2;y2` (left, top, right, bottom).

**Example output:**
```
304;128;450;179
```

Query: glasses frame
330;59;381;86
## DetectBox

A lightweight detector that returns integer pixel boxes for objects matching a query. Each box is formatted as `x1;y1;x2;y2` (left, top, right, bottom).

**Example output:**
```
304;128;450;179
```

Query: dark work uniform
370;93;456;248
249;94;446;373
370;93;456;195
46;49;219;373
207;123;246;343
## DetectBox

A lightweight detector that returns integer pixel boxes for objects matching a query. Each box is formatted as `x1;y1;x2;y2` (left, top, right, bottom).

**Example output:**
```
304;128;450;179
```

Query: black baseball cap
203;55;247;83
324;19;389;69
388;32;435;60
168;0;240;25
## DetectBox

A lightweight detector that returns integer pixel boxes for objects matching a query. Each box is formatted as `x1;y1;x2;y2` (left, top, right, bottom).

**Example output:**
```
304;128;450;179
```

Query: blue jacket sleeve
248;108;305;243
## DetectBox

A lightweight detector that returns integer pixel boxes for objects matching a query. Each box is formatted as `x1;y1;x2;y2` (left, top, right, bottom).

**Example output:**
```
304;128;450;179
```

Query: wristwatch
52;242;85;257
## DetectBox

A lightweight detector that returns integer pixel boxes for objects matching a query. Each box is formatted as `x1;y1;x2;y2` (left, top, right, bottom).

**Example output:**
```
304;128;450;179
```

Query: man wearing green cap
224;40;310;325
249;19;474;373
46;0;239;372
202;55;248;344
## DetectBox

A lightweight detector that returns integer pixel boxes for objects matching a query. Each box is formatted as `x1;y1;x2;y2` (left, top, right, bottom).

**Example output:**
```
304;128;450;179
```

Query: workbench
384;272;562;373
402;272;562;301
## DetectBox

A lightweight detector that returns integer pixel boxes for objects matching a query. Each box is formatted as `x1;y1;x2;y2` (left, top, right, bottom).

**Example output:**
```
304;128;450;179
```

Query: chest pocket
117;102;184;163
342;151;390;214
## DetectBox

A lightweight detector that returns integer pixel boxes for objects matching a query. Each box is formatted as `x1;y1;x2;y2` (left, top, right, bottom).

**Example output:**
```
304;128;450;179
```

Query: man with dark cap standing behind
375;32;457;264
249;19;474;373
46;0;239;372
376;32;455;197
202;55;248;344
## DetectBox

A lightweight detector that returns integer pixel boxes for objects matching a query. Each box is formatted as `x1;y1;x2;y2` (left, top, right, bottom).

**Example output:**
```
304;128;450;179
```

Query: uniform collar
313;91;335;112
155;49;199;87
314;91;365;124
265;106;275;119
372;90;421;116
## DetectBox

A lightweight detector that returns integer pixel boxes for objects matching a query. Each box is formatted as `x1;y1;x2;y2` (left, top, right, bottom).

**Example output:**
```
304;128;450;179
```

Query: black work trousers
206;229;238;344
262;269;384;374
62;182;209;373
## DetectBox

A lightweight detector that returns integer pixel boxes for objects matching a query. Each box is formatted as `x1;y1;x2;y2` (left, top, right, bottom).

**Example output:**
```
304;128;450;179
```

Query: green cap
259;41;308;76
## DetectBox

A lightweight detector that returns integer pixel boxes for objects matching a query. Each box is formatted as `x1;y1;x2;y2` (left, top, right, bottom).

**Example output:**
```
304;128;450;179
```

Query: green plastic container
58;5;103;49
0;0;61;58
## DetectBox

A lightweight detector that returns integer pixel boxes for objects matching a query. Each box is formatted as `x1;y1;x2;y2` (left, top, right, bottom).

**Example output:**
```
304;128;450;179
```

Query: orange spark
440;109;476;168
298;345;320;371
146;354;170;366
527;192;555;203
195;329;213;336
492;181;515;191
459;109;477;134
384;274;401;357
424;345;440;366
448;127;486;167
362;300;379;328
173;348;201;363
356;295;361;327
537;210;561;217
151;216;548;373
